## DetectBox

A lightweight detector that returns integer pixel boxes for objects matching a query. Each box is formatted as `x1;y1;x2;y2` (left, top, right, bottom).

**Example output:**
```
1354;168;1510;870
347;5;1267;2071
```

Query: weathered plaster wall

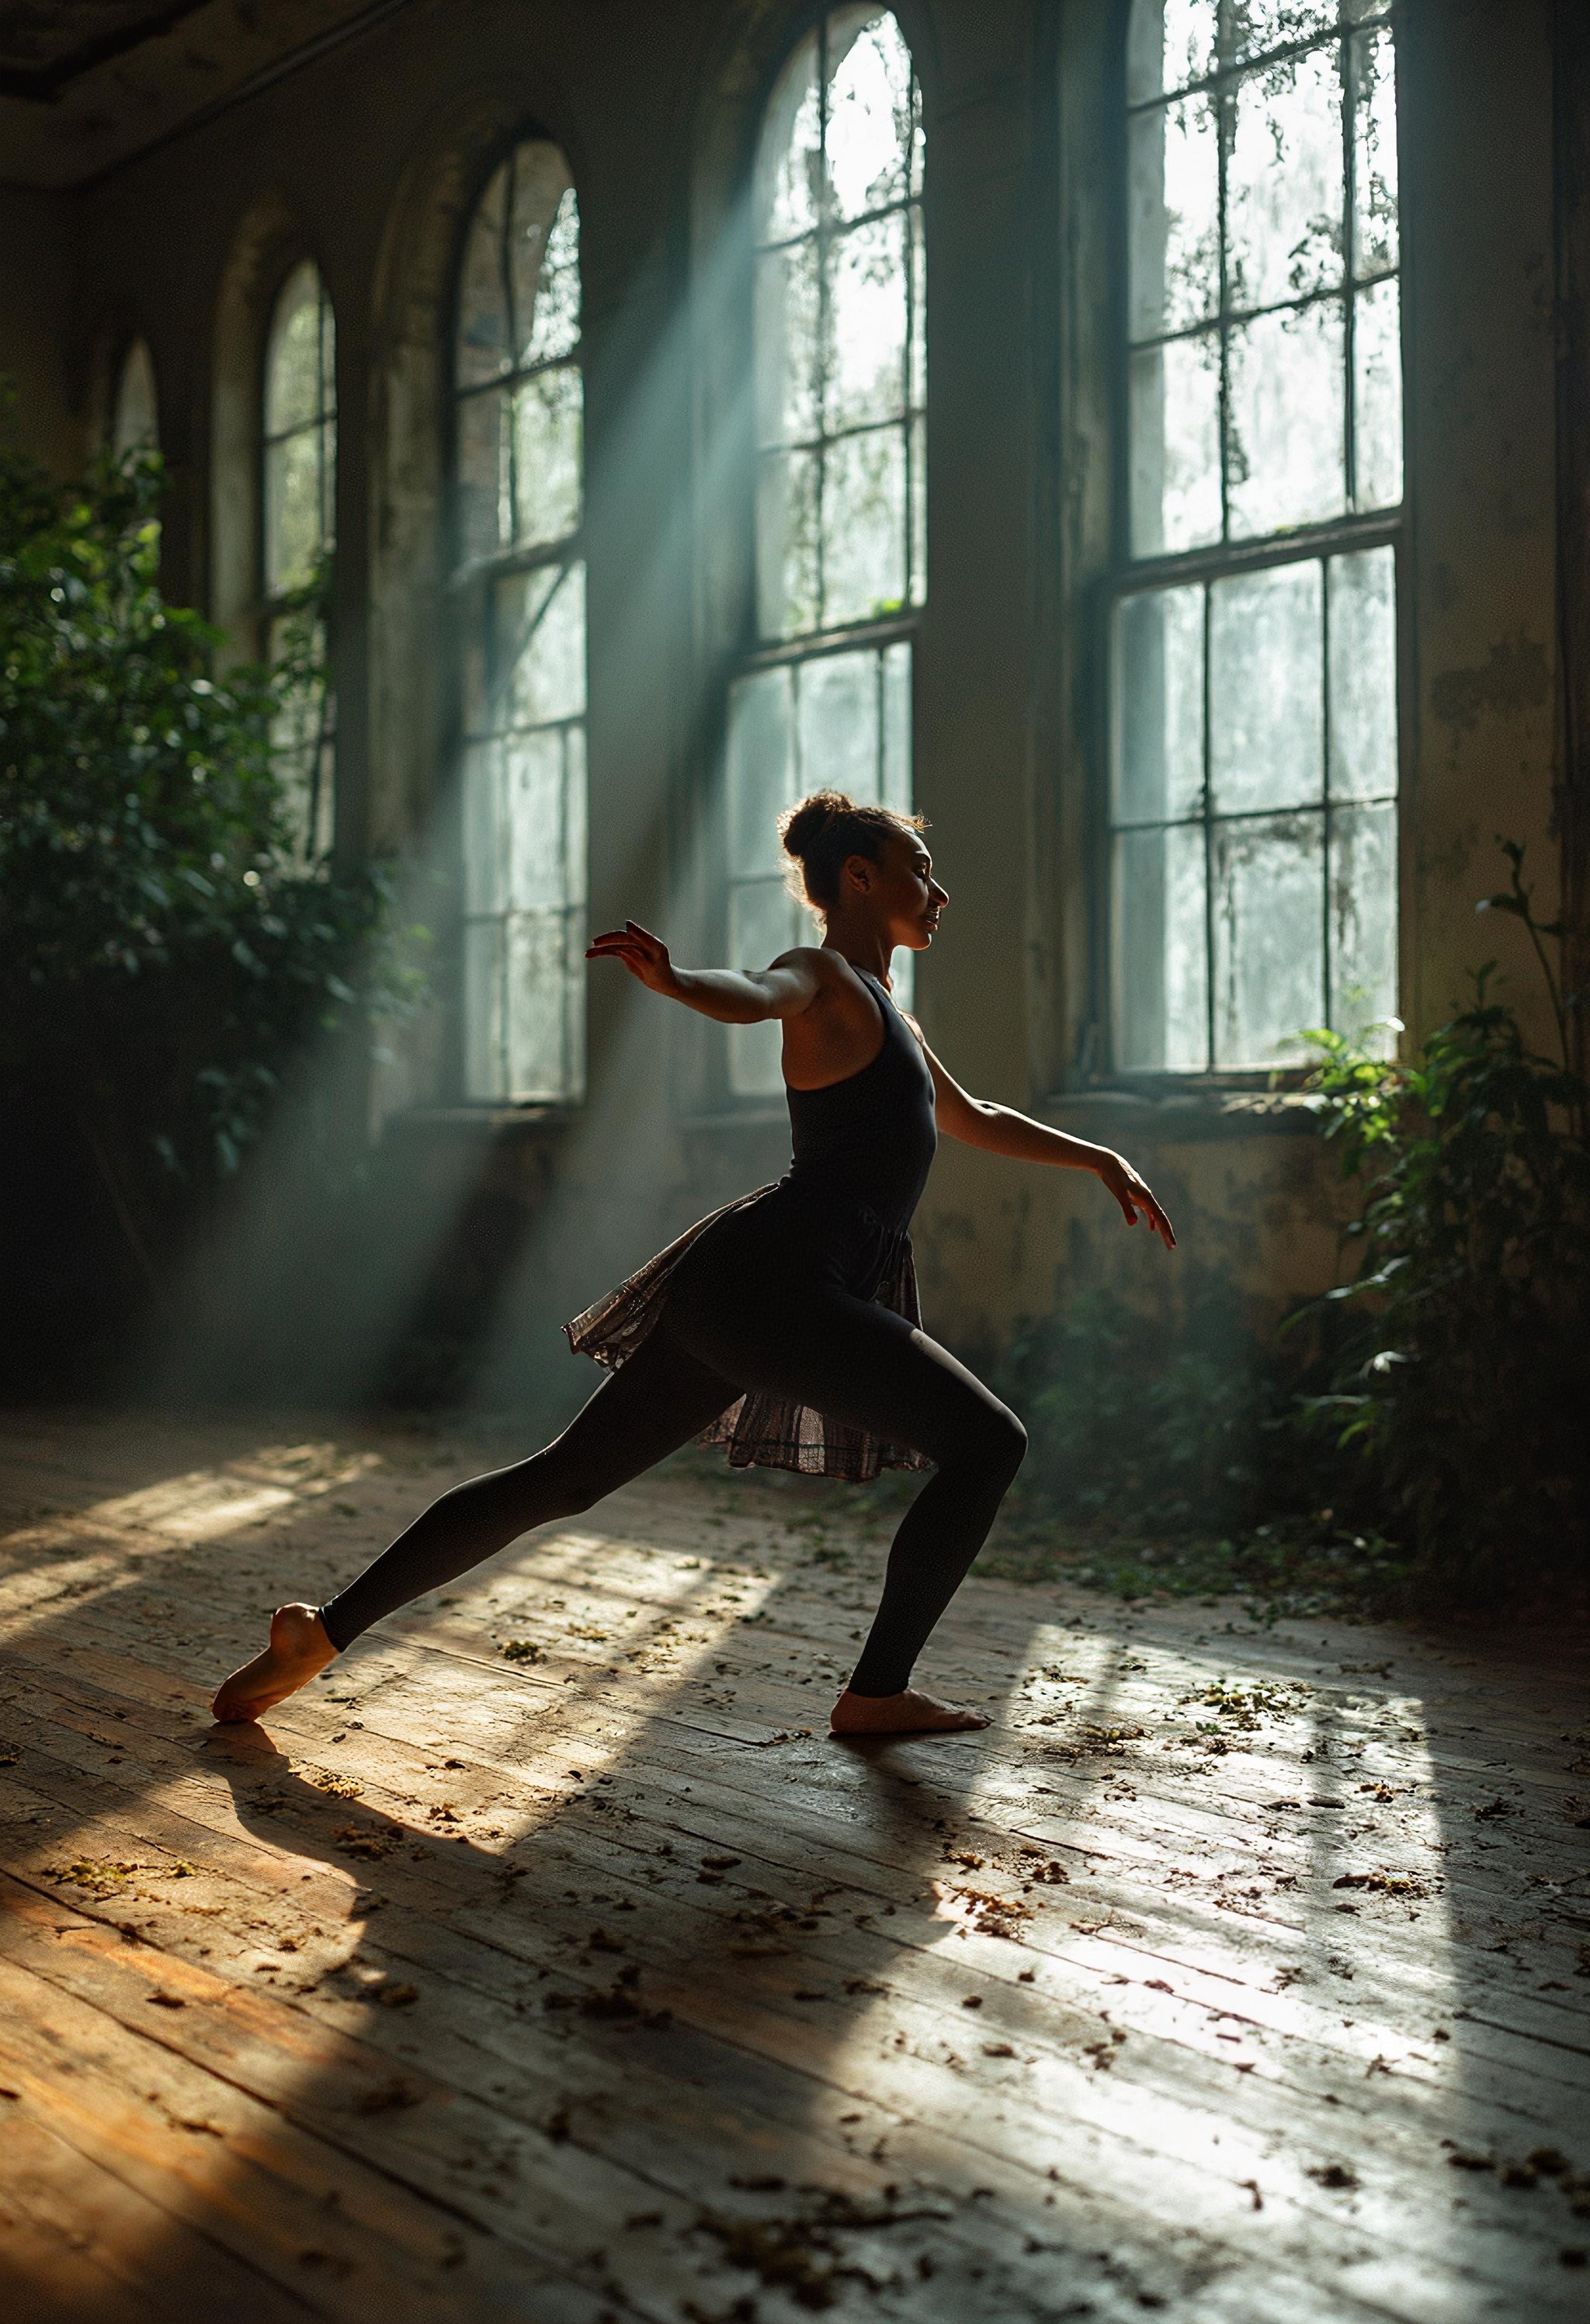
0;182;84;476
5;0;1574;1399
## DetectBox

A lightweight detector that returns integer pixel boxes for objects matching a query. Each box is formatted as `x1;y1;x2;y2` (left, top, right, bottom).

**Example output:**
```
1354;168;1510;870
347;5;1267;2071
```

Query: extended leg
211;1329;734;1721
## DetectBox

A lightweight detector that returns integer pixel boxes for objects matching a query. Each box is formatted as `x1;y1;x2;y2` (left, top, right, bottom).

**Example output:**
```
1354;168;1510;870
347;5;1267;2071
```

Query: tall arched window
1111;0;1401;1075
263;260;336;859
453;142;585;1105
725;7;925;1094
112;339;158;455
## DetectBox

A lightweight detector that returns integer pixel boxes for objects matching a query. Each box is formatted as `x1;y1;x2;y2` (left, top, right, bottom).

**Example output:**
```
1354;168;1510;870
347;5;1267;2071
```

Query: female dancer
214;792;1175;1735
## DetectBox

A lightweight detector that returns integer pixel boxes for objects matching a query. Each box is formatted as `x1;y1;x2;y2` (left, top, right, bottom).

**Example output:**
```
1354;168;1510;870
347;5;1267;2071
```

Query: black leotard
318;965;1025;1694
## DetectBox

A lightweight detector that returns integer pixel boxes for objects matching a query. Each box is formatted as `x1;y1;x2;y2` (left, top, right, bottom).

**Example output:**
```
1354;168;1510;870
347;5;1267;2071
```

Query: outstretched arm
585;922;822;1026
920;1037;1176;1251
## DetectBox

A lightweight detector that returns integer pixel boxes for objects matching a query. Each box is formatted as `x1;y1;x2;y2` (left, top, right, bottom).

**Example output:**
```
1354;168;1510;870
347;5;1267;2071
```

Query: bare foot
212;1603;336;1724
829;1687;989;1737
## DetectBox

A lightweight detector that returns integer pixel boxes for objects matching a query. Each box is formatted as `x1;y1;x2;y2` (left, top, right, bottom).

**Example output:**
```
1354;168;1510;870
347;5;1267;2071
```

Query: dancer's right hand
586;920;682;997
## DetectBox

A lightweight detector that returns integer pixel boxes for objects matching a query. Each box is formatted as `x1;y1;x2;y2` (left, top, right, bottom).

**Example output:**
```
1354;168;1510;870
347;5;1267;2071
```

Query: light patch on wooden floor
0;1412;1586;2323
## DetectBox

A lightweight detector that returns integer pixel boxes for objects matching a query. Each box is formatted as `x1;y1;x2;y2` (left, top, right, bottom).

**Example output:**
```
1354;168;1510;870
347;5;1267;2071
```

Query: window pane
822;426;906;626
1329;800;1397;1042
463;917;505;1100
1212;811;1325;1065
727;665;795;877
1113;822;1208;1072
505;907;575;1099
461;741;504;917
827;9;914;222
498;561;586;728
798;648;879;799
828;212;908;432
1130;332;1221;554
908;412;926;606
729;879;802;1096
266;263;329;436
457;387;510;562
1227;299;1345;537
1328;545;1397;800
755;30;821;243
1116;584;1205;825
1210;561;1323;814
881;640;911;811
755;238;821;447
455;161;509;390
1351;25;1398;278
908;214;925;408
1352;276;1402;509
511;362;581;547
757;446;820;637
564;723;588;908
512;169;580;368
264;427;325;593
1128;95;1219;340
113;340;158;454
505;729;570;909
1228;2;1338;66
1127;0;1217;105
1227;47;1345;312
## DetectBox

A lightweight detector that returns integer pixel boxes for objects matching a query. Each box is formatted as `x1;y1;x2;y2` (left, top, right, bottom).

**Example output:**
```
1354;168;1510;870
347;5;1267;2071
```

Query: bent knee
951;1396;1026;1481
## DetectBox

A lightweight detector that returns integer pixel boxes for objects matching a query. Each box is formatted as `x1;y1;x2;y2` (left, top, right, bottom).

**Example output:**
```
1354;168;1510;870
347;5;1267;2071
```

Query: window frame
713;4;927;1113
259;257;338;863
1095;0;1409;1094
444;134;588;1112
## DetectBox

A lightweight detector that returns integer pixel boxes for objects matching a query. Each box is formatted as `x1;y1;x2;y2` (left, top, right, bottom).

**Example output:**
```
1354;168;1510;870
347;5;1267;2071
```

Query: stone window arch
112;336;158;455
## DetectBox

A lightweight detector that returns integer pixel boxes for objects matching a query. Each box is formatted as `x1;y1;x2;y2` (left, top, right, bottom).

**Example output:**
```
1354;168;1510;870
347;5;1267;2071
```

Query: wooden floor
0;1415;1586;2324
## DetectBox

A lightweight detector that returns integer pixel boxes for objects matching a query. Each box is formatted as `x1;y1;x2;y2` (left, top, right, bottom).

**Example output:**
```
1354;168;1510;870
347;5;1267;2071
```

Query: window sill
382;1103;577;1134
1038;1087;1322;1143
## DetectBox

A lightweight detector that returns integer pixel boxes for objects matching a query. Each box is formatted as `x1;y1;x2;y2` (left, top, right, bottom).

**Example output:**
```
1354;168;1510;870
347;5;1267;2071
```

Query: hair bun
779;790;856;862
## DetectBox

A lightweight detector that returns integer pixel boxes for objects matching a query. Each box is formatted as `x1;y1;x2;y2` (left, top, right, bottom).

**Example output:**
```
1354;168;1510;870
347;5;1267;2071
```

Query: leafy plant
0;415;421;1370
1291;841;1588;1601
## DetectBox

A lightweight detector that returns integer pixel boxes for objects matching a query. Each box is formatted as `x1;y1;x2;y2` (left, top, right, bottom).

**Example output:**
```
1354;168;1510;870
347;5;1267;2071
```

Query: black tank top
782;967;937;1234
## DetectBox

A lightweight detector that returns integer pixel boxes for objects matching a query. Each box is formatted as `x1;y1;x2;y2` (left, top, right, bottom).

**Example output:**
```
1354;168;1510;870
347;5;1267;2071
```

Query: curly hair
776;789;929;912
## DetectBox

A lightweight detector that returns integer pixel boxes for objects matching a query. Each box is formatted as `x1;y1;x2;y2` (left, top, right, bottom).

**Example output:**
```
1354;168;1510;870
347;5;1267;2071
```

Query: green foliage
1291;842;1588;1602
0;418;421;1342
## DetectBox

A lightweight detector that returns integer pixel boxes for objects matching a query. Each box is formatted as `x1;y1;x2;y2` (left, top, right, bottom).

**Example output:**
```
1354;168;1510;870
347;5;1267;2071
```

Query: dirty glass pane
1227;46;1344;311
461;742;504;917
1352;276;1402;509
266;263;328;436
1227;1;1339;68
563;724;588;906
727;665;795;877
1227;298;1345;536
511;363;581;547
264;428;325;594
828;9;913;221
512;168;580;368
881;641;911;810
1350;25;1398;278
1128;95;1219;340
499;561;586;729
505;729;568;909
1329;799;1398;1041
828;212;908;431
455;161;509;390
908;413;926;605
1113;822;1208;1072
1127;0;1217;105
1116;584;1205;825
113;340;158;453
1130;332;1221;554
822;426;907;626
756;29;821;243
463;919;505;1101
799;648;879;799
729;880;803;1096
1328;545;1397;800
505;908;572;1099
757;446;820;637
1210;561;1323;813
756;239;821;447
908;217;926;408
1212;812;1325;1065
456;387;509;562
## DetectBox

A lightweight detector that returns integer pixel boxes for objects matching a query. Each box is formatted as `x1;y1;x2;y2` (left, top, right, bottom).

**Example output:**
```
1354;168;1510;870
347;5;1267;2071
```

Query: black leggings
318;1270;1026;1695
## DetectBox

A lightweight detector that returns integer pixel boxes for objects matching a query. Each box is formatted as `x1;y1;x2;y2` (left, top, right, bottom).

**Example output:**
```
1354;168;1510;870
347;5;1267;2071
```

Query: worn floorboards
0;1412;1586;2323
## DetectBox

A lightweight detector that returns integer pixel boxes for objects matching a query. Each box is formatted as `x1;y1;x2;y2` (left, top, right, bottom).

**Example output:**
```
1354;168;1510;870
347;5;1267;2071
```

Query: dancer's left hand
1095;1152;1176;1249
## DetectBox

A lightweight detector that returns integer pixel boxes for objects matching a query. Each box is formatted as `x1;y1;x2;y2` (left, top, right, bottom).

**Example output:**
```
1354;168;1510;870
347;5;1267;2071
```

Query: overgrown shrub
0;420;418;1375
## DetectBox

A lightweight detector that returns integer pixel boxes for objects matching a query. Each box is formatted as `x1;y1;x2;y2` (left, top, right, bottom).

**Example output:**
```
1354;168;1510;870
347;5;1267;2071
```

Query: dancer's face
840;829;949;951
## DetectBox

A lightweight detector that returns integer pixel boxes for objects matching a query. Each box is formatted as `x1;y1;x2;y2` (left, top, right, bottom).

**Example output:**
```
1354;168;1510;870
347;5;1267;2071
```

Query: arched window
725;6;924;1094
453;141;585;1104
262;260;336;859
112;339;158;455
1112;0;1401;1074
